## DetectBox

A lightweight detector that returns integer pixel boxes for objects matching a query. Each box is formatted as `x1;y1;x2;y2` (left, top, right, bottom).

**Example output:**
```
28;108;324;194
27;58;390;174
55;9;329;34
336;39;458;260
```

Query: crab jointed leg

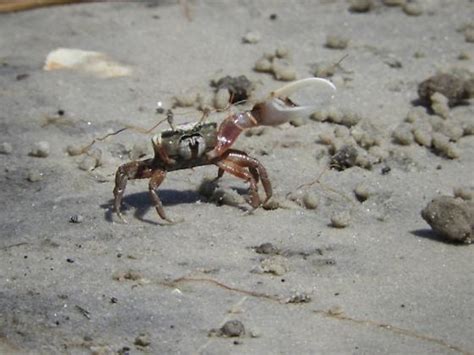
148;169;174;223
206;78;336;160
113;159;154;223
215;149;272;209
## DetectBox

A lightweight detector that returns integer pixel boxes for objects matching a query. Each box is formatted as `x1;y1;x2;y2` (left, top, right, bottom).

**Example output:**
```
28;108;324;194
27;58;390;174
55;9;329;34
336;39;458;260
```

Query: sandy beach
0;1;473;353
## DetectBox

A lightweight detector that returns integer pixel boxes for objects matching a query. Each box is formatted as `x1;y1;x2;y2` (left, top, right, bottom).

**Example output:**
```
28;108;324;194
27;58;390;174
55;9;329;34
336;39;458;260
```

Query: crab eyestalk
206;78;336;160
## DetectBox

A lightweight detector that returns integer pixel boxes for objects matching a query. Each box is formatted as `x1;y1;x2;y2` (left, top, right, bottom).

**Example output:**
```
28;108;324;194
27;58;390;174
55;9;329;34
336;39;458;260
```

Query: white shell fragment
44;48;131;78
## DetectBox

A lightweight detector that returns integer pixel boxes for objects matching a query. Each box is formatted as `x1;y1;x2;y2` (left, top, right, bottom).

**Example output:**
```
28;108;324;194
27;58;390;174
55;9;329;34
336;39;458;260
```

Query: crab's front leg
206;78;336;160
113;159;155;223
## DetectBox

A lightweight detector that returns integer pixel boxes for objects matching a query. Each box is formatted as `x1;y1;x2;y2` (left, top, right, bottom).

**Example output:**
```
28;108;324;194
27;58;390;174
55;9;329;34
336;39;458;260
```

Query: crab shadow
102;189;203;225
102;186;251;225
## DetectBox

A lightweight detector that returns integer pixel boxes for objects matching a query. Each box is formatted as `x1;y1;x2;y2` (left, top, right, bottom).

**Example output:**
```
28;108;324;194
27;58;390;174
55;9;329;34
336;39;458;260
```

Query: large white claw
258;78;336;126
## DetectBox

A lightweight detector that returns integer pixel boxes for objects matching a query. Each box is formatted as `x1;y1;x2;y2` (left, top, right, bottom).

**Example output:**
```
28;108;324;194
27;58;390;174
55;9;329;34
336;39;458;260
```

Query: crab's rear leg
215;149;272;210
113;159;154;223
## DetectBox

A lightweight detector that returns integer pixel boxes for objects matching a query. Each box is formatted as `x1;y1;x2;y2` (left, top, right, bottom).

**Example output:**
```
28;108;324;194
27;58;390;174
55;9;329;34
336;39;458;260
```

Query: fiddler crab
113;78;336;223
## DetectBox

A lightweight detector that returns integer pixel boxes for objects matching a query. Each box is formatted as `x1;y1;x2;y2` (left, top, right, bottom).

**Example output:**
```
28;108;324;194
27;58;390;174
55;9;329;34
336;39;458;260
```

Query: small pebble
254;56;273;72
368;145;388;162
212;187;245;207
90;346;113;355
275;46;290;59
242;31;261;44
289;116;306;127
458;51;471;60
27;170;43;182
271;59;297;81
327;305;344;316
311;110;329;122
134;333;151;347
355;153;372;170
453;186;473;201
392;124;414;145
302;192;319;210
214;88;231;110
260;255;289;275
69;214;84;223
255;242;279;255
249;329;262;338
340;111;361;127
431;132;449;149
29;141;50;158
221;320;245;337
66;144;84;156
330;211;351;228
311;61;337;78
79;155;99;171
413;128;432;147
405;107;426;123
460;117;474;136
172;90;198;107
325;35;349;50
430;92;450;119
334;126;350;138
439;121;463;142
444;144;460;159
402;2;423;16
464;28;474;43
0;142;13;154
262;196;294;210
197;92;214;112
354;183;371;202
349;0;373;13
428;115;444;132
432;133;460;159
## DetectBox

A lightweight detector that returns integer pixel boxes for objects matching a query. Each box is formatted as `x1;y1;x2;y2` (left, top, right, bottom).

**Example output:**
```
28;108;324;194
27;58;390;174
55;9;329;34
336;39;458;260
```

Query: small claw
252;77;336;126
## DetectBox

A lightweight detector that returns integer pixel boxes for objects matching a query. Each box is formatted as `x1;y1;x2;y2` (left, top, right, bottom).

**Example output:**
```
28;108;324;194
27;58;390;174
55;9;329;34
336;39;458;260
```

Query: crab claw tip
256;78;336;126
271;77;336;99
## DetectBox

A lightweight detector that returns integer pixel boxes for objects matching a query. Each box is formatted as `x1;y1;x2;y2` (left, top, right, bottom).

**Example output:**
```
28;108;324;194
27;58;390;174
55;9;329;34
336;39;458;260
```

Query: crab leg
148;169;175;223
207;78;336;160
113;159;154;223
215;149;272;209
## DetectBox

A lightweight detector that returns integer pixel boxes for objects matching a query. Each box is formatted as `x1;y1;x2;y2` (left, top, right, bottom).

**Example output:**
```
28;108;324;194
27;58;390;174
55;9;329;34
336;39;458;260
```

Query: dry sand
0;1;473;354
